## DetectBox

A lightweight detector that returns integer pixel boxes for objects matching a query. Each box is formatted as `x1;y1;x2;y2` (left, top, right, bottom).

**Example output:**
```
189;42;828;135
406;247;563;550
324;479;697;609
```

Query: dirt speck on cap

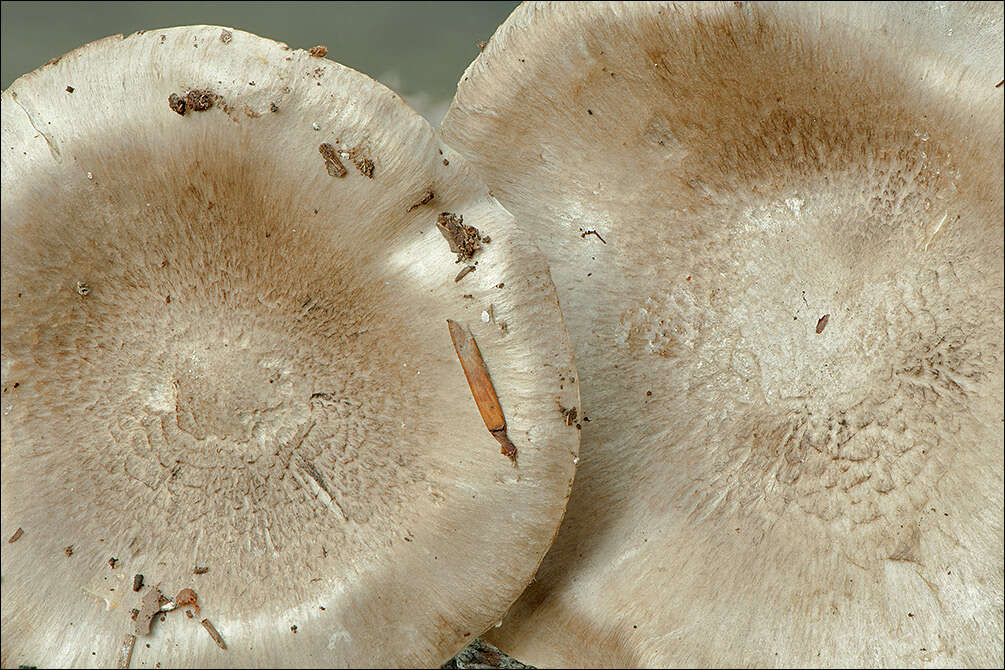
562;406;578;427
407;189;435;212
65;85;74;93
132;574;144;591
437;212;484;262
168;89;219;116
8;527;23;543
349;146;375;179
193;566;209;575
185;89;216;112
168;93;186;115
816;314;830;334
220;29;232;43
319;143;347;177
308;45;328;58
64;545;74;557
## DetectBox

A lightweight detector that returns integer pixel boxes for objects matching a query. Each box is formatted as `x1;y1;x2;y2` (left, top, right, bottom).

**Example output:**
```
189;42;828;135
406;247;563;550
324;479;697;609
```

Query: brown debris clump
407;189;436;212
308;45;329;58
319;143;347;177
175;587;199;615
220;29;232;43
168;89;219;116
349;147;375;178
816;314;830;334
8;527;23;543
437;212;484;262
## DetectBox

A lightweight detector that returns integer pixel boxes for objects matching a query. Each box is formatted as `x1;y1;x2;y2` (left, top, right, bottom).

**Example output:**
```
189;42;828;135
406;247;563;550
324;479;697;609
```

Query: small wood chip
407;189;435;212
8;527;23;543
454;265;476;283
133;587;165;636
319;143;347;177
816;314;830;334
997;79;1004;88
308;44;328;58
447;320;517;464
202;618;227;650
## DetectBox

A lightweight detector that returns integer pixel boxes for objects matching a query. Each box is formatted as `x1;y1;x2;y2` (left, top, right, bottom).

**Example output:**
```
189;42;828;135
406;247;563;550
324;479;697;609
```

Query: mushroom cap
1;26;579;668
441;2;1004;667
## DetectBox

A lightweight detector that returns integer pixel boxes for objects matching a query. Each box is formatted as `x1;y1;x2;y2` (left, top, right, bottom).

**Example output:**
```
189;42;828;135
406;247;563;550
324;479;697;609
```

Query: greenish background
0;1;518;123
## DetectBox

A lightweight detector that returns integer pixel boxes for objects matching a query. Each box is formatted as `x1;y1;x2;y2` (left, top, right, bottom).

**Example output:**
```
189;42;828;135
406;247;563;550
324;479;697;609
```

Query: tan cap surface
442;2;1004;666
1;25;579;668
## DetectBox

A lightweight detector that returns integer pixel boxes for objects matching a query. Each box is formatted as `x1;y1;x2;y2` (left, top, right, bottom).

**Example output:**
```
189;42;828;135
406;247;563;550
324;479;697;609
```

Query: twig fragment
202;618;227;650
117;634;136;669
447;320;517;464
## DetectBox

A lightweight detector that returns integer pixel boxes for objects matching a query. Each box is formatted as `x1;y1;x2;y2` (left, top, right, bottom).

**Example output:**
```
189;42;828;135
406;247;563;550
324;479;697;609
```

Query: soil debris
319;143;347;177
65;86;74;93
108;557;119;569
270;102;279;113
201;618;227;650
407;189;436;212
175;588;199;615
168;89;219;116
8;527;23;543
816;314;830;334
562;406;578;427
454;265;477;283
193;566;209;575
437;212;484;262
65;545;74;557
132;574;144;592
308;44;329;58
220;29;232;44
349;146;375;178
75;281;90;296
447;320;518;465
443;637;532;669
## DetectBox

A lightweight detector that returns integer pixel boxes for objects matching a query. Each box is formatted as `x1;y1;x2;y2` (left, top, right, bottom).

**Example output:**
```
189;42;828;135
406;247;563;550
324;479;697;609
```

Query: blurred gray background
1;1;519;124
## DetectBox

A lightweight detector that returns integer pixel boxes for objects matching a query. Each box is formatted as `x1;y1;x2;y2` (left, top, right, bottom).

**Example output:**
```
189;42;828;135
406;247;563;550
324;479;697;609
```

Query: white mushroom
442;2;1004;667
1;26;579;668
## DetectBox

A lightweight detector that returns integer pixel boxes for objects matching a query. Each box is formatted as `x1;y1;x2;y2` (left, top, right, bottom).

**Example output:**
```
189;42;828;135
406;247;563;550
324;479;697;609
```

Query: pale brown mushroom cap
1;26;579;668
442;2;1004;667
